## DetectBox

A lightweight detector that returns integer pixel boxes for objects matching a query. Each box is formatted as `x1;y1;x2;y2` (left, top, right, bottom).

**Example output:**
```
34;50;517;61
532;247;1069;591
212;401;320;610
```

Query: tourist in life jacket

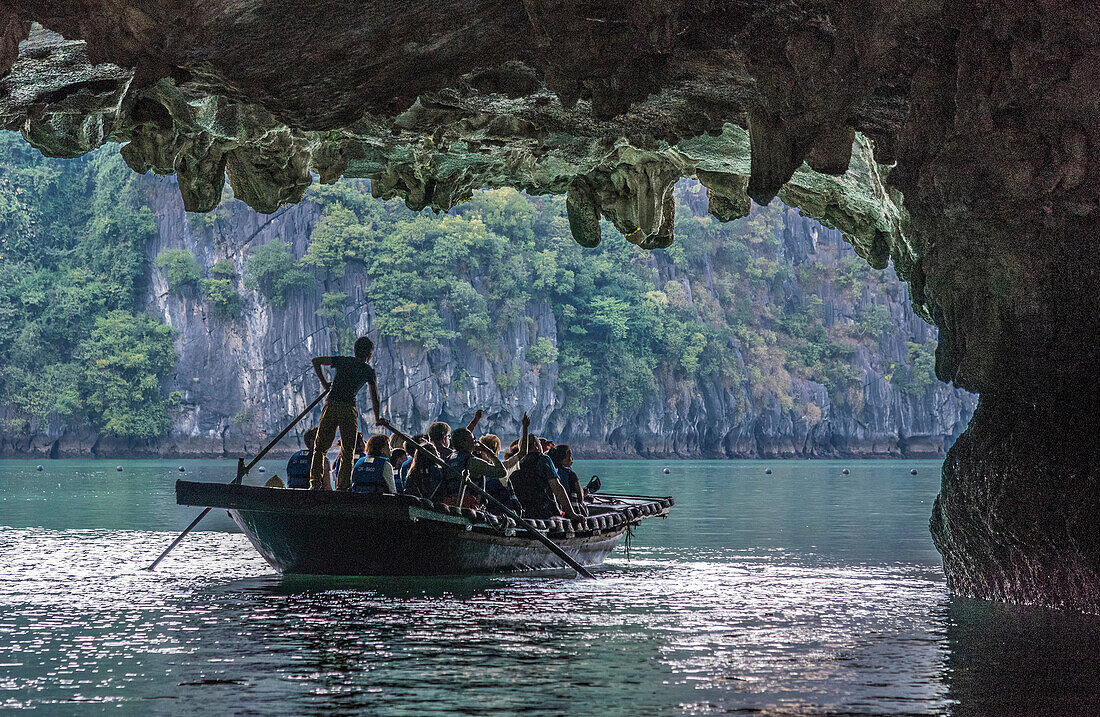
332;431;366;482
477;435;523;514
309;336;383;491
350;434;397;494
419;422;453;497
286;426;329;489
399;433;427;494
548;443;587;516
388;447;408;492
511;434;584;520
428;422;452;459
404;441;437;498
441;428;506;508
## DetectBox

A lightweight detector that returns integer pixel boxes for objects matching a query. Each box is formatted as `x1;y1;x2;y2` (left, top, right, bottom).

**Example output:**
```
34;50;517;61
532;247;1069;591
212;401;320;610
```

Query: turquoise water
2;458;1100;715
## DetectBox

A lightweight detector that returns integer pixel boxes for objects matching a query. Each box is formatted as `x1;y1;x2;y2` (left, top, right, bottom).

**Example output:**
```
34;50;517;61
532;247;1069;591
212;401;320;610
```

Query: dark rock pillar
903;2;1100;609
932;394;1100;610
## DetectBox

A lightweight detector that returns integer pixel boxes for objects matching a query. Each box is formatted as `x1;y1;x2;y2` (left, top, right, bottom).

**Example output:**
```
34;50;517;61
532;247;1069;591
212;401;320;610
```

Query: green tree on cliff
0;135;178;437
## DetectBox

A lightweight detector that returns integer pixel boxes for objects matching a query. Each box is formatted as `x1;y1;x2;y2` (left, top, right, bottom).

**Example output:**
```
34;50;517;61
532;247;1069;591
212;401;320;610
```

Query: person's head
526;434;543;454
548;444;572;468
413;433;428;445
390;448;408;468
428;422;451;447
481;434;501;455
451;428;476;453
304;426;319;449
366;433;390;458
389;434;405;451
354;336;374;361
355;432;367;454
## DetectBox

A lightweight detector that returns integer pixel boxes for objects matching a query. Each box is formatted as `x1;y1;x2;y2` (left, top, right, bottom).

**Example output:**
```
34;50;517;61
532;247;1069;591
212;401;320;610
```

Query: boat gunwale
176;480;673;542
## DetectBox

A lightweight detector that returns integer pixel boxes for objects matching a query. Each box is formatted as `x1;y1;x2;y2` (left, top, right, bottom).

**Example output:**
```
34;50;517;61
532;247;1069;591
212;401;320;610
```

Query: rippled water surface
3;458;1100;715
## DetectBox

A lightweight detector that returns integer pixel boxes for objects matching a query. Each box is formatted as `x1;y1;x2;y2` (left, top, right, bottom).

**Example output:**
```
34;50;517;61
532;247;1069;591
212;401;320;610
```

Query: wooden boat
176;480;674;576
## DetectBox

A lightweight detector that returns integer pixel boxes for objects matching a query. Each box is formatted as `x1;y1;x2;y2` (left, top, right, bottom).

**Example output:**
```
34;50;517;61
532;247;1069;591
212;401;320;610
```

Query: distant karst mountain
0;138;973;458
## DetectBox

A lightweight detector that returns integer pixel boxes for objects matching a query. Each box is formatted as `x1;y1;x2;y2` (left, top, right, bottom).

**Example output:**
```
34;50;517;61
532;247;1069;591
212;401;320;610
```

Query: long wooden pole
145;388;330;570
380;420;596;579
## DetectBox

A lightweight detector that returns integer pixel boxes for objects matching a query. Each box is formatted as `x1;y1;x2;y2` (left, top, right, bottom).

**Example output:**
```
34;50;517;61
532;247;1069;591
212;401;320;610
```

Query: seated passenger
405;441;439;498
399;434;426;492
332;432;367;481
500;412;530;478
350;434;396;494
287;427;328;489
442;428;506;508
548;444;587;516
478;436;522;513
510;435;583;520
389;448;409;492
428;421;452;460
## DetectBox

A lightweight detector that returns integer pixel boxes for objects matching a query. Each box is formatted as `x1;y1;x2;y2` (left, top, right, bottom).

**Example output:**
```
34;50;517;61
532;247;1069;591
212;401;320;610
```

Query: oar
145;387;330;570
380;420;596;580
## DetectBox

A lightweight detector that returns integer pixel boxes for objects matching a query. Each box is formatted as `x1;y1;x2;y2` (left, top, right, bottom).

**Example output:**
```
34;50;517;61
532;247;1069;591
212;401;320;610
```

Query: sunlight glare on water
2;459;1100;715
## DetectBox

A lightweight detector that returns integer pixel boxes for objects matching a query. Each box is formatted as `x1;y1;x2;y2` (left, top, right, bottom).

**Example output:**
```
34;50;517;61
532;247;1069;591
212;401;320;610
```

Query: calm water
2;459;1100;715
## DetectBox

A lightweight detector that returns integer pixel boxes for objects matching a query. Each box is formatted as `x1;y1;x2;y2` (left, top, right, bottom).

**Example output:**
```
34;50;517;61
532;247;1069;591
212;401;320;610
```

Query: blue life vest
398;457;413;493
484;476;521;513
286;449;312;489
511;454;562;519
351;456;390;494
441;451;471;499
333;451;364;481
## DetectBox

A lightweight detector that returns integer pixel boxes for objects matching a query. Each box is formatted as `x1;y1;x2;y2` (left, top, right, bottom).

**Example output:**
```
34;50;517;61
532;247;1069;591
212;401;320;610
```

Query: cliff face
119;177;969;459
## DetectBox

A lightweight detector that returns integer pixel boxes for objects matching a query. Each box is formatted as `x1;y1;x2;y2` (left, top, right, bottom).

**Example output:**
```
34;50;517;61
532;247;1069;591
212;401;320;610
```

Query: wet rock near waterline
932;394;1100;611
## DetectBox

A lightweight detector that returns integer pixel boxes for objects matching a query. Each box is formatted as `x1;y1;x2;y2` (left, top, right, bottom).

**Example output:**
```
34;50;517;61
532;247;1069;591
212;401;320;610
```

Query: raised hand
521;412;530;429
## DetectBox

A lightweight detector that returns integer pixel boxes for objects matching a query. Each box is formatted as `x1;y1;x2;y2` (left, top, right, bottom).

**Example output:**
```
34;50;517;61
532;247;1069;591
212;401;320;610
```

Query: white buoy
663;467;671;474
36;465;43;472
765;468;772;475
842;468;850;475
258;466;266;473
911;469;918;475
178;466;186;472
116;465;124;472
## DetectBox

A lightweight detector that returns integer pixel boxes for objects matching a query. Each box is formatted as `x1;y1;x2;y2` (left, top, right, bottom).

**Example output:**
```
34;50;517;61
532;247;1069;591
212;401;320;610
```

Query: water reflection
946;598;1100;716
3;459;1100;714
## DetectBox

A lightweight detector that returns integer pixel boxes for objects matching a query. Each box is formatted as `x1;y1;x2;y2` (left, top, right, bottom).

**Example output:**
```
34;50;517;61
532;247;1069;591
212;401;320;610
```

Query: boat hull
228;506;625;575
177;481;671;576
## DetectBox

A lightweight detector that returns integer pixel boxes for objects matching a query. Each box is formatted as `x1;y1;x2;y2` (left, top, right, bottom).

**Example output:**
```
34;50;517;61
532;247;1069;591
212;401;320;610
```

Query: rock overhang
0;16;907;269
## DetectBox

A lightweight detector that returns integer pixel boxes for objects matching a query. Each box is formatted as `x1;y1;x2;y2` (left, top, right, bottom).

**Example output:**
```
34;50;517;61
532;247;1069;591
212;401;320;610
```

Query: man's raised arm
312;356;333;389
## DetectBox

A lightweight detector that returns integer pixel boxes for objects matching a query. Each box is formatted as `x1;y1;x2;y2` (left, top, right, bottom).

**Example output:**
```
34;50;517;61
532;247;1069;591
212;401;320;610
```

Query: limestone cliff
128;177;970;459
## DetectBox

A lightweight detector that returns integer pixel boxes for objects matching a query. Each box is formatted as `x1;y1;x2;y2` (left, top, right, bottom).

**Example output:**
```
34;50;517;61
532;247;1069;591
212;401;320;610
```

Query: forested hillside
0;134;177;446
0;135;974;457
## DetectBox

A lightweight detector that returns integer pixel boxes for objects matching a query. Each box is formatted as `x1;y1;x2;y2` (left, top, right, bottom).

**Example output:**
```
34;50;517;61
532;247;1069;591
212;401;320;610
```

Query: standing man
310;336;383;491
